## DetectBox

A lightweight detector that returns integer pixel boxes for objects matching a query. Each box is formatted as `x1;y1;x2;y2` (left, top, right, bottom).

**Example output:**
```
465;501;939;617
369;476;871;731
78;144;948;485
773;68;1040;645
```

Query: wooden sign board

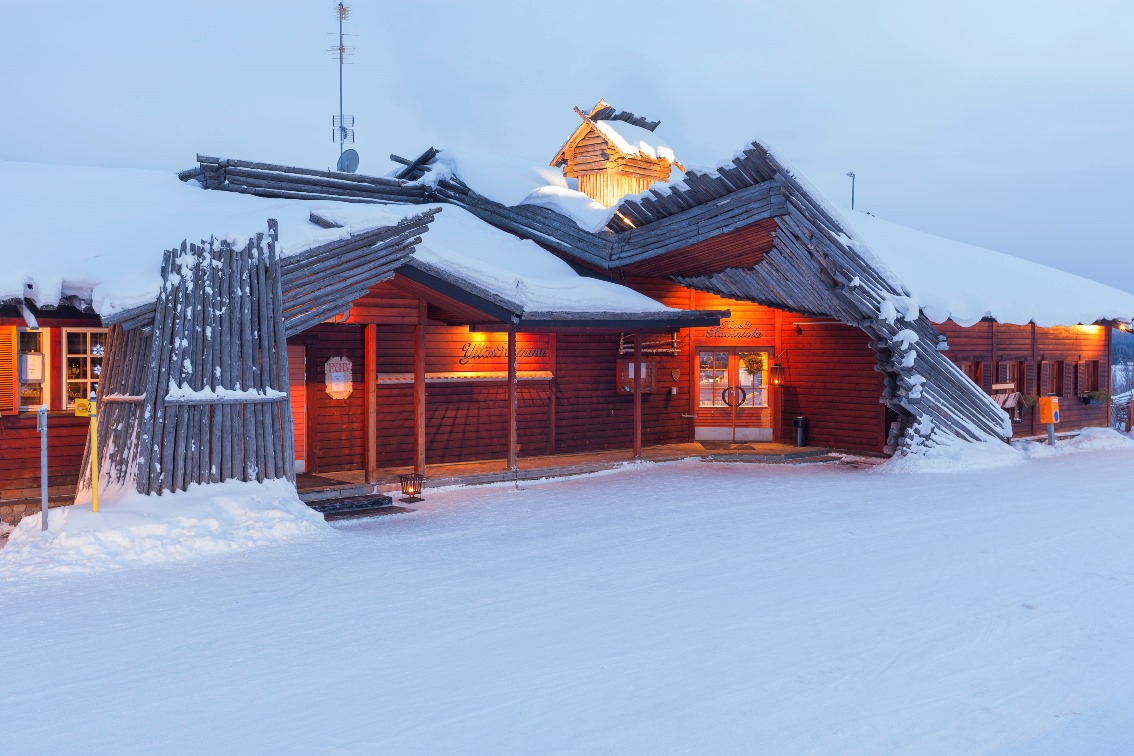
325;355;353;400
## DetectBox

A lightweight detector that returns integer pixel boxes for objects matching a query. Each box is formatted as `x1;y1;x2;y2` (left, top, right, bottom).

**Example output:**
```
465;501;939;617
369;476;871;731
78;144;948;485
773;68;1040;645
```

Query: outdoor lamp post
398;473;425;503
845;171;856;210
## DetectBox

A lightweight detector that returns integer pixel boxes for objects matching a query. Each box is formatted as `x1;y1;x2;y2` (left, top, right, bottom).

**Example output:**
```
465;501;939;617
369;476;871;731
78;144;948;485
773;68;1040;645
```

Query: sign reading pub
324;355;353;400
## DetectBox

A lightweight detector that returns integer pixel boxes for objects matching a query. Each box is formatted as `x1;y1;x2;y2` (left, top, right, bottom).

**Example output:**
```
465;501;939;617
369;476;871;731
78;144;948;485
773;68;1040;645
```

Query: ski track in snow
4;452;1134;754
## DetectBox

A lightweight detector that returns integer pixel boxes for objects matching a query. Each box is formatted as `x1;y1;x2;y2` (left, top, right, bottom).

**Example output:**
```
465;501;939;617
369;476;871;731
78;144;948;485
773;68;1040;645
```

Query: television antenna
329;2;358;170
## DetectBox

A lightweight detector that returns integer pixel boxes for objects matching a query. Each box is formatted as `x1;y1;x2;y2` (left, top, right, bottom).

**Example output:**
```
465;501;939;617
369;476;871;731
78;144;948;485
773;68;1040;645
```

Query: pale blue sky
2;0;1131;287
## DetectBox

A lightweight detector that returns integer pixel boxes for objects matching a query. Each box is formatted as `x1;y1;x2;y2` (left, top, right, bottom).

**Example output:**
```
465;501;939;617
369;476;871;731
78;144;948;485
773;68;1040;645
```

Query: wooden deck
1;443;841;525
296;442;840;503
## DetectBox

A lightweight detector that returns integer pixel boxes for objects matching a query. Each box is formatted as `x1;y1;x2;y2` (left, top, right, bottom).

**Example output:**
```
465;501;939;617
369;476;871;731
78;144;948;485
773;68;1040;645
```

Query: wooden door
695;349;773;441
288;344;307;473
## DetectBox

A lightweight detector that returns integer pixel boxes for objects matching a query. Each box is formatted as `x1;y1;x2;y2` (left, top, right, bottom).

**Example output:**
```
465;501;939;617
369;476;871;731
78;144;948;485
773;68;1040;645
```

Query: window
958;361;983;387
737;352;769;408
699;351;729;407
62;329;107;408
1077;360;1101;395
17;328;48;411
998;361;1026;394
699;350;770;408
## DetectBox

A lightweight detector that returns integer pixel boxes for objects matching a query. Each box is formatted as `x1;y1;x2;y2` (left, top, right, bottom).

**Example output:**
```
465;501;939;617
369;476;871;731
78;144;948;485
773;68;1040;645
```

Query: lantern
398;473;425;503
770;362;786;386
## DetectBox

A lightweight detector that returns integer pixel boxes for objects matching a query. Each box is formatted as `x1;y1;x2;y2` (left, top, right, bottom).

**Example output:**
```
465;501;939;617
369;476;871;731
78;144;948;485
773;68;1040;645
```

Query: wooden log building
3;102;1133;521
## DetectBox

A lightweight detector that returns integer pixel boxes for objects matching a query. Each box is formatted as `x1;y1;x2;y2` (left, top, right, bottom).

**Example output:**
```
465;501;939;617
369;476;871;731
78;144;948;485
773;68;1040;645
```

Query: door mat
295;473;347;490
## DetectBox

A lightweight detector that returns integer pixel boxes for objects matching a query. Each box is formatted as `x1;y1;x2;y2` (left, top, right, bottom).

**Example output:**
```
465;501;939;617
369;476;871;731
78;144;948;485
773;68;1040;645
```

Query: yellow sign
74;398;92;417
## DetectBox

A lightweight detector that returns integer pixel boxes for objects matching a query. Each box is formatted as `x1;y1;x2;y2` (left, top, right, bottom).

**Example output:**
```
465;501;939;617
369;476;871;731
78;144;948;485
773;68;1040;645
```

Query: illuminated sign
703;320;764;339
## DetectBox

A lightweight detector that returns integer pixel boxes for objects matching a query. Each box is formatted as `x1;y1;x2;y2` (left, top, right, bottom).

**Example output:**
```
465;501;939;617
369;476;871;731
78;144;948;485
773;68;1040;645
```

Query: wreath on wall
740;352;765;376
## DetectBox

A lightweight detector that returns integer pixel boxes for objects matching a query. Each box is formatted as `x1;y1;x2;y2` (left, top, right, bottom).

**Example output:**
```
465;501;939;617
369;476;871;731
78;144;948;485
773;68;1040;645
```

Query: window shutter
0;326;16;415
1038;361;1049;395
1062;362;1072;396
1076;361;1087;396
997;362;1008;383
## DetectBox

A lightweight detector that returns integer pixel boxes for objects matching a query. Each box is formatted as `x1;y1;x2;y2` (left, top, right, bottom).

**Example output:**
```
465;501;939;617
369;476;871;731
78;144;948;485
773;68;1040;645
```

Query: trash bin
793;416;808;447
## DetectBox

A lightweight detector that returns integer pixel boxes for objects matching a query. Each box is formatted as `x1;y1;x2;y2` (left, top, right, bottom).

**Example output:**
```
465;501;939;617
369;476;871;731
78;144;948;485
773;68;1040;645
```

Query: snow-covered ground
5;438;1134;754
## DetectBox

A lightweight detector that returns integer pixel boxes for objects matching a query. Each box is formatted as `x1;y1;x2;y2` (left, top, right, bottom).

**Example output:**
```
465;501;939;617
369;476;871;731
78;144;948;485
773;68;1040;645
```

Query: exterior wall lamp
770;363;786;386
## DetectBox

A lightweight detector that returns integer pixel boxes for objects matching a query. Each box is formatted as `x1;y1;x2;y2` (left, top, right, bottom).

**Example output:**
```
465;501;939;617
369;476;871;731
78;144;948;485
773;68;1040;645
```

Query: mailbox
1037;396;1060;425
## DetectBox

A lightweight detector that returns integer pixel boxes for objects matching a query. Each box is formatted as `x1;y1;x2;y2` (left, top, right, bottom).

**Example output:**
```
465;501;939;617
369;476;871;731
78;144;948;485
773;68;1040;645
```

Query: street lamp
845;171;856;210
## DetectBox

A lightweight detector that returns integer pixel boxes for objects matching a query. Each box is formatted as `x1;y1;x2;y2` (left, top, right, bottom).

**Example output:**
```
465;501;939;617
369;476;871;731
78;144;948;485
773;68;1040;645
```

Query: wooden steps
305;493;411;521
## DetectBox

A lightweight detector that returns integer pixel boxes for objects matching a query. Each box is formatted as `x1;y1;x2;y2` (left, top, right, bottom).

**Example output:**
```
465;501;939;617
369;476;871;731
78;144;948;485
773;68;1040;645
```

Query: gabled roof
305;202;724;331
550;101;680;171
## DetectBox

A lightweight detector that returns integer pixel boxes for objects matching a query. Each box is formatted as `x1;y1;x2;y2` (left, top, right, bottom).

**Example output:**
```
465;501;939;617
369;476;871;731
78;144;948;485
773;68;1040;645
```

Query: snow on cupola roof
550;100;682;208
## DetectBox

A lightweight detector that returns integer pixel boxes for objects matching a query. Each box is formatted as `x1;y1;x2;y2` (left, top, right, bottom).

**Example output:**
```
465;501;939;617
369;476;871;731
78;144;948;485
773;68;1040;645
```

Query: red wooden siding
625;276;888;453
553;333;689;453
933;320;1111;434
301;324;366;473
0;415;89;496
777;319;886;452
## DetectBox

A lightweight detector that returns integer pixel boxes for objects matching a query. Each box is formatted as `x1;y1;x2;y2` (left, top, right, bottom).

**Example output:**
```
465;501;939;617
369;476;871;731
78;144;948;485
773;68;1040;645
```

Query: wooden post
774;310;783;443
633;329;643;459
507;325;518;471
547;333;556;455
1030;322;1038;436
413;301;426;476
688;290;698;440
364;323;378;482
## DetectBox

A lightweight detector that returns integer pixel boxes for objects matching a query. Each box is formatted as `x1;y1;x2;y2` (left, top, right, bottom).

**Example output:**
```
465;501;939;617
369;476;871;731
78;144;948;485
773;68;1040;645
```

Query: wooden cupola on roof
551;100;683;208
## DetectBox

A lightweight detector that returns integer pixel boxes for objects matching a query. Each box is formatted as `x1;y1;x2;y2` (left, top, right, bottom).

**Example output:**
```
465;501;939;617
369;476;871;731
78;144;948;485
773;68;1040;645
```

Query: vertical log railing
85;226;295;496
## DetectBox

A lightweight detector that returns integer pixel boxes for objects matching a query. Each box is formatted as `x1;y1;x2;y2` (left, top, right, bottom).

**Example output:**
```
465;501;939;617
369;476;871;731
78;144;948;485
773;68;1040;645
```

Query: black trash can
793;416;808;447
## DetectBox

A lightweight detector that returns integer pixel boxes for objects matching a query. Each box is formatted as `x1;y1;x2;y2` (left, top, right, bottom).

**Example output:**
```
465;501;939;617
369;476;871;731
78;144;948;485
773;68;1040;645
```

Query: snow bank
1012;427;1134;459
0;478;327;578
875;427;1134;474
876;433;1025;474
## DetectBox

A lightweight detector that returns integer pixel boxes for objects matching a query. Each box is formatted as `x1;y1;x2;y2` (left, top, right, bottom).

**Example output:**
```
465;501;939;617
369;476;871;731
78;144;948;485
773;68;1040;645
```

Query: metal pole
846;171;856;210
89;391;99;513
37;405;48;531
338;2;344;157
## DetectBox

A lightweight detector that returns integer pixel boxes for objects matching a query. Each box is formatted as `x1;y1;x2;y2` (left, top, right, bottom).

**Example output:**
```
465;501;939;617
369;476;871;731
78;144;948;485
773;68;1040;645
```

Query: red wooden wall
933;320;1111;433
625;276;888;453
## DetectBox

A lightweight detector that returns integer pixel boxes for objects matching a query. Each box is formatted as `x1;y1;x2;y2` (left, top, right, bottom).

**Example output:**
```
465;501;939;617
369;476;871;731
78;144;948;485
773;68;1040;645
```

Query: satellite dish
337;149;359;173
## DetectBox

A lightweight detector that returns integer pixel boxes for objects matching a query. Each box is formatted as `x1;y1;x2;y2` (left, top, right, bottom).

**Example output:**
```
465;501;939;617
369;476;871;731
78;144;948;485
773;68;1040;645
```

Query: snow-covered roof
840;210;1134;327
0;160;422;317
0;159;703;326
309;203;679;317
592;119;676;163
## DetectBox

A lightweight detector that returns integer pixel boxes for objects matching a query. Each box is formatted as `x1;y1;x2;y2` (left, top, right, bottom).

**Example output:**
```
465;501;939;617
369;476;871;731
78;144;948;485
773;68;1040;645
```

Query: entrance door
696;349;773;441
288;344;307;473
